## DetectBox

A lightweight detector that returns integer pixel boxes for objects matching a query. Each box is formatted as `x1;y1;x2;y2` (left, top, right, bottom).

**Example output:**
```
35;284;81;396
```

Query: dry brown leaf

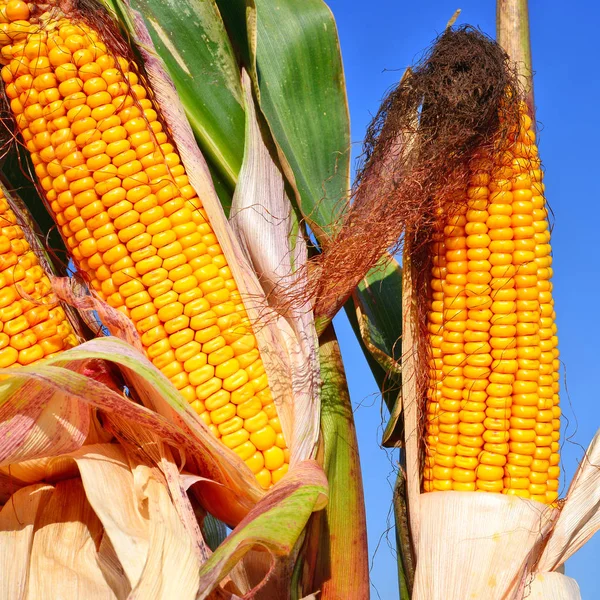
413;492;557;600
0;484;54;600
26;479;115;599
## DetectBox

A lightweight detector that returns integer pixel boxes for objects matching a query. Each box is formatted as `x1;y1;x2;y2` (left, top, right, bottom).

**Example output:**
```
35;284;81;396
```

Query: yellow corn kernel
255;469;271;490
245;452;265;475
263;446;285;472
250;425;277;452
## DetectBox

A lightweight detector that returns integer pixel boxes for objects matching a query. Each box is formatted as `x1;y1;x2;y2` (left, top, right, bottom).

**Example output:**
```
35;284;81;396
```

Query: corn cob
0;0;289;488
423;105;560;504
0;186;79;366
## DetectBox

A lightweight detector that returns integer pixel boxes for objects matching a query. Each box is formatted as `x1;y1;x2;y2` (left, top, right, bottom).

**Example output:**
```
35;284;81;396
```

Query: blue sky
326;1;600;598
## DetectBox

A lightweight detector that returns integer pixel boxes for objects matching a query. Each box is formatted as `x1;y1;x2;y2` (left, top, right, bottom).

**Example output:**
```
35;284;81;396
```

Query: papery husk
0;444;201;600
537;428;600;572
400;255;421;552
0;484;54;599
0;331;326;537
526;573;581;600
229;71;319;466
26;478;117;599
1;422;327;599
413;492;557;600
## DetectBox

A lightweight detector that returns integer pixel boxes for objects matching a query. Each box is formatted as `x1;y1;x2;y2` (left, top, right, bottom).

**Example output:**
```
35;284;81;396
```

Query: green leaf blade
244;0;351;238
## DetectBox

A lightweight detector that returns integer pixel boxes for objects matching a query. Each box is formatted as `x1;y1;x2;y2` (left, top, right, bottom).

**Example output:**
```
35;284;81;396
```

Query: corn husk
413;492;556;600
0;428;327;598
527;573;581;600
0;445;200;600
229;71;320;467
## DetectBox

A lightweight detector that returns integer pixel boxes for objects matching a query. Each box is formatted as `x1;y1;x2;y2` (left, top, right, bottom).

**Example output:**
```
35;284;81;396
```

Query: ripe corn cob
0;186;79;366
423;105;560;504
0;0;289;488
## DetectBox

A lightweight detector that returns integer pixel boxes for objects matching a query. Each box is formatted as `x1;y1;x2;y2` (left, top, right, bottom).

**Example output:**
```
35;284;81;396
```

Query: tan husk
537;429;600;572
26;478;118;599
413;492;556;600
0;444;201;600
526;573;581;600
0;484;54;599
229;71;320;466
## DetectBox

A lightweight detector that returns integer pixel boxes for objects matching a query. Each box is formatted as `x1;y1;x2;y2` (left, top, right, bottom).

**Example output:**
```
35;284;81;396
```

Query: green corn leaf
301;325;369;599
219;0;351;240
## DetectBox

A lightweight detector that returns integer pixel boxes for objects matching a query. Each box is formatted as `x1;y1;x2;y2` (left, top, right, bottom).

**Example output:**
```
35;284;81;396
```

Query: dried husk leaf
413;492;557;600
154;442;211;562
0;484;53;599
0;444;202;599
96;534;131;600
0;455;79;487
229;71;319;466
0;359;329;597
3;349;255;525
400;255;421;553
0;469;25;503
196;461;327;600
69;444;150;589
26;478;116;599
526;572;581;600
537;427;600;572
128;464;200;599
0;379;90;466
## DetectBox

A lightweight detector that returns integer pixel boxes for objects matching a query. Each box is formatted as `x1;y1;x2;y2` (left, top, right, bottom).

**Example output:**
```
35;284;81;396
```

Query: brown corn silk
0;184;78;365
0;0;288;488
328;27;560;503
312;28;521;326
